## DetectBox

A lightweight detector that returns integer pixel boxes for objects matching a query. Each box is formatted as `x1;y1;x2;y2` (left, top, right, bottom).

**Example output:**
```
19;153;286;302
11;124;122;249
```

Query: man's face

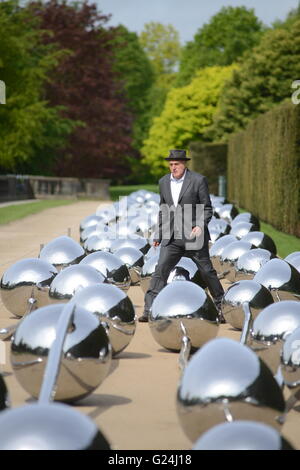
169;160;186;180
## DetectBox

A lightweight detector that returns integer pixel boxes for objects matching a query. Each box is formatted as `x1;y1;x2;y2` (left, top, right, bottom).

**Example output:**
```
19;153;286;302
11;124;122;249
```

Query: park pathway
0;200;299;450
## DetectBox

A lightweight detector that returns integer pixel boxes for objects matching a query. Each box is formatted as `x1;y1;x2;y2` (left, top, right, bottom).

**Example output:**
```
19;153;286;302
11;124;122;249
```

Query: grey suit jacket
154;169;213;248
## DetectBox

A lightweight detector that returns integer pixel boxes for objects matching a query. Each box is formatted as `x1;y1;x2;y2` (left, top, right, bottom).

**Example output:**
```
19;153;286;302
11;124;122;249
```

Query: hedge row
228;101;300;237
189;142;227;195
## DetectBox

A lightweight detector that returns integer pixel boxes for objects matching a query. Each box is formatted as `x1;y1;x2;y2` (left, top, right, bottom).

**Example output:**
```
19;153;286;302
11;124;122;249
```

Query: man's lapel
163;175;174;205
178;169;192;204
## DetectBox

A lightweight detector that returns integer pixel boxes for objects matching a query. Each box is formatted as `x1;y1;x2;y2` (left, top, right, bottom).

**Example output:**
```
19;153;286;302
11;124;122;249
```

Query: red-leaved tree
29;0;134;181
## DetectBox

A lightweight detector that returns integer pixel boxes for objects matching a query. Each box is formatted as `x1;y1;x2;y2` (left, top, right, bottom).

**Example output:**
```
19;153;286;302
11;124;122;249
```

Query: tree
211;20;300;141
29;0;134;180
176;6;264;86
111;25;155;150
141;65;236;178
0;0;76;173
139;22;181;124
139;22;181;78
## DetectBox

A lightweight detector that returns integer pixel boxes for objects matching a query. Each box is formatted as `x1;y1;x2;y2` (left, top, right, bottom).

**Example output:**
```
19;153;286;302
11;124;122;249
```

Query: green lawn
238;208;300;258
0;199;76;225
109;184;158;201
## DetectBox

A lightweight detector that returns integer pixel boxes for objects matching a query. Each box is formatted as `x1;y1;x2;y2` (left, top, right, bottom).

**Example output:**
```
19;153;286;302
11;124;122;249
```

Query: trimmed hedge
189;142;227;195
228;102;300;237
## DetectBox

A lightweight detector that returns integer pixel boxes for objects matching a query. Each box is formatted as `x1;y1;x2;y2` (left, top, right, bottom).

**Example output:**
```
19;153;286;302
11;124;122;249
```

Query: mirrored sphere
220;241;254;282
230;222;255;240
80;214;105;232
281;326;300;390
209;230;224;244
80;251;130;291
248;301;300;374
209;235;237;273
285;252;300;273
1;258;58;317
232;213;260;231
11;304;112;402
39;236;85;271
0;403;110;450
84;234;114;253
242;231;277;255
177;338;285;442
253;259;300;302
114;246;144;285
144;245;161;261
80;224;112;245
110;237;150;255
218;204;239;223
150;281;219;351
140;254;160;293
193;421;293;450
235;248;276;281
167;257;206;289
71;284;136;356
208;218;230;235
48;265;105;303
222;280;274;330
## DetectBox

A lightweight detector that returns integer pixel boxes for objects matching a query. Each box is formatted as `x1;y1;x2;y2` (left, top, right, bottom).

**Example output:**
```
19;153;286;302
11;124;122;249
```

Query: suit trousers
144;238;224;314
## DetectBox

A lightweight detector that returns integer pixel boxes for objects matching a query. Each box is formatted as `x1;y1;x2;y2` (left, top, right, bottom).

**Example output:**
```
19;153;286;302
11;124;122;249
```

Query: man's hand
153;241;160;247
190;226;202;238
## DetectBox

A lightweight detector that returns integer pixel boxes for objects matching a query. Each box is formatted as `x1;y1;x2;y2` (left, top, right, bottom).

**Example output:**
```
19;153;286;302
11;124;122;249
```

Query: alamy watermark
291;80;300;105
0;80;5;104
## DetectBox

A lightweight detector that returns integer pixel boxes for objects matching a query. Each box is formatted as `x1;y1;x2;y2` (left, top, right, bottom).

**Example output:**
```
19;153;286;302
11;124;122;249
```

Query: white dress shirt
170;170;186;207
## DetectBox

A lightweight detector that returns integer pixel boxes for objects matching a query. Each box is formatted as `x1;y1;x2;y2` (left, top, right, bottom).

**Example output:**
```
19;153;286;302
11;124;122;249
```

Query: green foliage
139;22;181;125
0;199;75;225
0;0;77;173
141;65;236;178
228;102;300;237
176;6;264;86
139;22;181;77
189;142;227;195
112;25;155;150
212;20;300;141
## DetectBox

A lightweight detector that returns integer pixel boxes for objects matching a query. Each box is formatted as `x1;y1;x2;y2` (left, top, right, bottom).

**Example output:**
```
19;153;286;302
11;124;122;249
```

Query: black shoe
138;314;149;323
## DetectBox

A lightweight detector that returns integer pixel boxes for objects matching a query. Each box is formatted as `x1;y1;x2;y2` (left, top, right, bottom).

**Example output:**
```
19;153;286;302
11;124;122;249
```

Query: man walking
139;149;225;323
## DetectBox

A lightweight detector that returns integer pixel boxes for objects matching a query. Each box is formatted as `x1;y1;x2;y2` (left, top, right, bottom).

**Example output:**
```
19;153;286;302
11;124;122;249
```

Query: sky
94;0;300;44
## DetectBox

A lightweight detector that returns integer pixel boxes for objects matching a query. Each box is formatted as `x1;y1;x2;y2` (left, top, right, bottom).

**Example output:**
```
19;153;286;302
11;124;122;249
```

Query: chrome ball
248;301;300;374
209;234;237;273
84;234;114;253
11;304;112;402
281;326;300;391
71;284;136;356
0;403;110;449
167;257;206;289
222;280;274;330
114;247;144;285
208;218;230;235
80;251;130;291
220;240;254;282
144;245;161;261
149;281;219;351
235;248;276;281
1;258;58;317
80;214;105;232
232;213;260;231
48;265;105;303
230;222;255;240
177;338;285;442
242;231;277;255
39;236;85;271
110;237;150;256
140;254;160;293
218;204;239;223
80;224;113;245
193;421;293;450
285;252;300;273
253;259;300;302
